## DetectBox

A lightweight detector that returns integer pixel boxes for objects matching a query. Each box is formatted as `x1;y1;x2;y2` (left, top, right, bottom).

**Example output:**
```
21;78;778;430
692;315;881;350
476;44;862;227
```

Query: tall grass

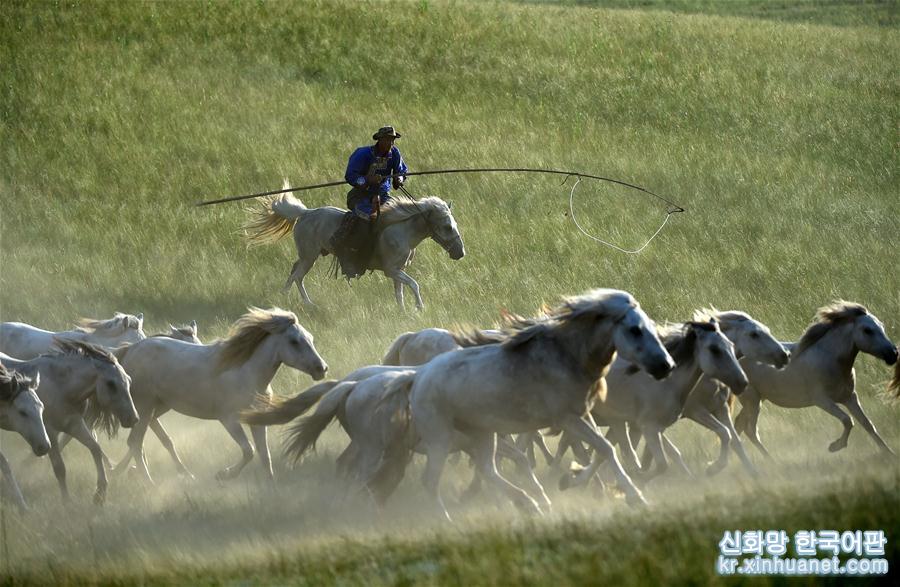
1;0;898;583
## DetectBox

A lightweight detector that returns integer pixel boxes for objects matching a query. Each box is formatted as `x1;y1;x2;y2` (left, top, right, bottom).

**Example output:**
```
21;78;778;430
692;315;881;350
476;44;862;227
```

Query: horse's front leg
561;416;645;506
250;425;274;481
65;419;109;505
814;398;853;452
46;430;70;502
842;392;894;455
216;417;254;481
387;269;423;310
149;416;195;479
0;451;28;511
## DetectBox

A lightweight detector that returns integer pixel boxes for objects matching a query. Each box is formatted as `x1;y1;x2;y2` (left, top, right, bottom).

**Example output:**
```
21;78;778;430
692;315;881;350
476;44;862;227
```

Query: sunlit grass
1;0;898;583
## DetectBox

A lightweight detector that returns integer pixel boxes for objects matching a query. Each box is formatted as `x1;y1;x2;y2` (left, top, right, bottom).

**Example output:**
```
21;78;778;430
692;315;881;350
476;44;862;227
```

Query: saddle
329;212;376;280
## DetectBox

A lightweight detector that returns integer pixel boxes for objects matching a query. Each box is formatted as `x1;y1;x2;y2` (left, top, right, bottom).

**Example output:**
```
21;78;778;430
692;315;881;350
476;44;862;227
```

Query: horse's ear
190;320;198;331
448;200;453;210
136;312;144;324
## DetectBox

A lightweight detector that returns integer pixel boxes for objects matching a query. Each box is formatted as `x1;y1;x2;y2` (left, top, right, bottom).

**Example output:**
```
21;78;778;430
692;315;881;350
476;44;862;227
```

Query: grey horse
244;184;464;309
405;289;674;519
734;301;898;456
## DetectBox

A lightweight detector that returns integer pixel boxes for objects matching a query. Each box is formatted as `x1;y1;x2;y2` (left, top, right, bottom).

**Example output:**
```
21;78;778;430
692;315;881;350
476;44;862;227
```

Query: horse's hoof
558;473;574;491
215;469;236;481
93;491;107;506
828;440;846;453
706;462;726;477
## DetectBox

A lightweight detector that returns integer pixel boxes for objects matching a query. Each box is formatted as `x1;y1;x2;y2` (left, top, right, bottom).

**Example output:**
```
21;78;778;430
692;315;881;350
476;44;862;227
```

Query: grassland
1;0;898;584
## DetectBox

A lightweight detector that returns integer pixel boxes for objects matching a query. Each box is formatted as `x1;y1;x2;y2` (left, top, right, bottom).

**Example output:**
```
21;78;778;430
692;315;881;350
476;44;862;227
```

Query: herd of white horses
1;290;898;521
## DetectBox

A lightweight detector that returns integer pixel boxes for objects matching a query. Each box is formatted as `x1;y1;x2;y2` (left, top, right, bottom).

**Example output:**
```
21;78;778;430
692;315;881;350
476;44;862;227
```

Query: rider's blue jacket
345;145;408;195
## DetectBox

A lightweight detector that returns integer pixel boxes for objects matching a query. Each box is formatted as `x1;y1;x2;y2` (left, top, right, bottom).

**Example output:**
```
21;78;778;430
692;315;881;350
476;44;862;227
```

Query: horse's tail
368;371;418;504
381;332;413;365
241;380;338;426
242;180;309;247
283;380;356;463
889;354;900;398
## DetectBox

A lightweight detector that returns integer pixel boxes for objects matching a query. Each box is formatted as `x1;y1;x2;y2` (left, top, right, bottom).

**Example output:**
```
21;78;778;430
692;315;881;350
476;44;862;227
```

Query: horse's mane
75;313;141;334
379;195;450;227
793;301;868;358
216;307;299;371
889;358;900;398
48;339;125;438
50;338;120;366
501;289;637;351
659;321;718;366
0;363;36;401
152;324;197;341
450;328;511;348
693;307;753;331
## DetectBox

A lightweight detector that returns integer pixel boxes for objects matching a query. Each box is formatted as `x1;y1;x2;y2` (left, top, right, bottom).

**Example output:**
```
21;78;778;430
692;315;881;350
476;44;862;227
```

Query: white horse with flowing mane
382;327;506;365
244;185;465;309
0;312;146;360
153;321;201;344
0;363;50;510
560;319;748;489
624;309;789;477
112;307;328;483
402;289;674;519
0;340;138;504
734;301;898;456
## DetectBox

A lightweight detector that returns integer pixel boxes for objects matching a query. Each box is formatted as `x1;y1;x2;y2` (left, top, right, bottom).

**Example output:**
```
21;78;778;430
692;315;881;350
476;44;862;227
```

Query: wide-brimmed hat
373;126;401;140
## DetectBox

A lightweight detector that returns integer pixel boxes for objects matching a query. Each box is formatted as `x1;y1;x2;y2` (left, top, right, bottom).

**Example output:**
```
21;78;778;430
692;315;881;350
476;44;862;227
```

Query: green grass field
1;0;898;584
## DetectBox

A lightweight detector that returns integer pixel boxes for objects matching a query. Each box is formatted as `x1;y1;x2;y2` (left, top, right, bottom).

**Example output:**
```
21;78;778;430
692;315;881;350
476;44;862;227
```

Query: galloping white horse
1;340;138;504
0;363;50;510
113;308;328;482
0;313;145;360
734;301;898;456
666;309;788;476
562;319;748;488
382;327;506;366
244;186;465;309
405;289;675;519
153;321;201;344
617;309;789;478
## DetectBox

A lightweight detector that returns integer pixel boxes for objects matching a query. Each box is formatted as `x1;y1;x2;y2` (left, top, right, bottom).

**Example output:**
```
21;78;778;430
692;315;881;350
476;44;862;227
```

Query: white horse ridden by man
733;301;898;456
0;340;138;505
400;289;674;519
0;313;146;360
0;363;51;511
112;308;328;483
243;183;465;309
559;319;748;490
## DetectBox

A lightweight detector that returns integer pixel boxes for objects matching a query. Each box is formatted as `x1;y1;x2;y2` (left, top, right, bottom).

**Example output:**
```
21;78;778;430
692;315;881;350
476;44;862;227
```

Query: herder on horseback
330;125;408;279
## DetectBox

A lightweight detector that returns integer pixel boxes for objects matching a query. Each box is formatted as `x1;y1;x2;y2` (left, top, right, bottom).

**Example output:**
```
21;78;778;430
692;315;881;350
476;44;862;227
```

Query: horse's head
608;298;674;380
92;353;139;428
168;321;201;344
274;322;328;381
851;312;898;366
0;365;50;456
697;309;789;369
425;200;465;260
690;320;748;394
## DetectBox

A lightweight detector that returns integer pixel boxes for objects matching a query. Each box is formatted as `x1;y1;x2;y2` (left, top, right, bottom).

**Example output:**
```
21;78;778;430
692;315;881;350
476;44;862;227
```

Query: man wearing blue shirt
331;126;409;279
